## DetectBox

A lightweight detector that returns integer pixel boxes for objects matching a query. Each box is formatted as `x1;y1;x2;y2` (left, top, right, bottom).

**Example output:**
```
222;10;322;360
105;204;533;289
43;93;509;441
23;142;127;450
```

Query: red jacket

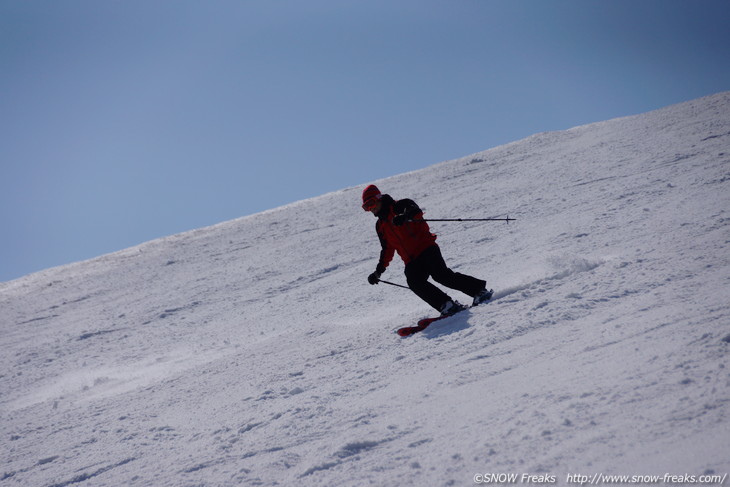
375;195;437;272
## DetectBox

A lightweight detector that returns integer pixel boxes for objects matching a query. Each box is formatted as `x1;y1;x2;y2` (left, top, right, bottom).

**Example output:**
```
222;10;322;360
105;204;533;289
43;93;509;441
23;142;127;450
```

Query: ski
396;289;493;337
396;315;451;337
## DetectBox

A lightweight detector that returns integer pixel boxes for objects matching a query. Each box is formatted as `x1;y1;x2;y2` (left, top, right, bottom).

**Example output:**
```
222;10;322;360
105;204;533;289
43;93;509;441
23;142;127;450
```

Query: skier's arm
376;224;394;274
368;224;393;285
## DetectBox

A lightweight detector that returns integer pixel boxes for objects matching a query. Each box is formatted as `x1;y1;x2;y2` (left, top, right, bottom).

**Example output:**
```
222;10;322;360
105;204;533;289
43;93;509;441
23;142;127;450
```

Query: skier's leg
427;246;486;297
405;258;451;311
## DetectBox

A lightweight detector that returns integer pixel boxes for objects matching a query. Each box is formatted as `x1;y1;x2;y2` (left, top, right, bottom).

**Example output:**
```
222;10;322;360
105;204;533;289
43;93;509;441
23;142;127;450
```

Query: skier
362;184;492;316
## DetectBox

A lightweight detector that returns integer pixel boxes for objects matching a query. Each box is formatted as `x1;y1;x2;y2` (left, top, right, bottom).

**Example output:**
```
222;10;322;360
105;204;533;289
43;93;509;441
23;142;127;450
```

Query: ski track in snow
2;92;730;486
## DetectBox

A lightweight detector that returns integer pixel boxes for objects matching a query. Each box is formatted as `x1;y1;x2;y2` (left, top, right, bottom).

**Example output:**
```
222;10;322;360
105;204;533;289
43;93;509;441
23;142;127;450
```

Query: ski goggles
362;195;381;211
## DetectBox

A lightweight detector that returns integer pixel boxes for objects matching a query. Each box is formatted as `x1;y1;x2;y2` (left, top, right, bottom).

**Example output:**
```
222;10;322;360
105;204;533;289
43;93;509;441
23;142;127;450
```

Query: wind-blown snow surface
2;92;730;487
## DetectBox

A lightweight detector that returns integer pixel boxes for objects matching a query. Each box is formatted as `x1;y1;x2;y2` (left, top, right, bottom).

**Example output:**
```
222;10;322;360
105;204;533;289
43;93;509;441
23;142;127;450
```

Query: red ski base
396;316;447;337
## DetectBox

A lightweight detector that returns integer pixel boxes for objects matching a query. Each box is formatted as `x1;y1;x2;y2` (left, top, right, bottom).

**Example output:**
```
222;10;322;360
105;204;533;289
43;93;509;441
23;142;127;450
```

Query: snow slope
2;92;729;487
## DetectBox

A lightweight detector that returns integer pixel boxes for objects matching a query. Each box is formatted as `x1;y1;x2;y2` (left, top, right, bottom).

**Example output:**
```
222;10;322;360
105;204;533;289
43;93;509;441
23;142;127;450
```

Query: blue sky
2;0;729;282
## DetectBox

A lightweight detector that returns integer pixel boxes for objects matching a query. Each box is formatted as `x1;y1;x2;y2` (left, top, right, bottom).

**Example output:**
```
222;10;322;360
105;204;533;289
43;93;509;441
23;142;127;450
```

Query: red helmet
361;184;382;211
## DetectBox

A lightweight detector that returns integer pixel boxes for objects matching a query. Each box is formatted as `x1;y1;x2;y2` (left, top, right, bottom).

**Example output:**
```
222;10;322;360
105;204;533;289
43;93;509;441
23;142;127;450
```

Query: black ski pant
404;245;486;312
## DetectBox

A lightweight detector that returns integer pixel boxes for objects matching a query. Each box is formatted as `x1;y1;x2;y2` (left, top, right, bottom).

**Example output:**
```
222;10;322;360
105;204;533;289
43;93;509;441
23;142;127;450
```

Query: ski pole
411;216;516;223
377;279;410;290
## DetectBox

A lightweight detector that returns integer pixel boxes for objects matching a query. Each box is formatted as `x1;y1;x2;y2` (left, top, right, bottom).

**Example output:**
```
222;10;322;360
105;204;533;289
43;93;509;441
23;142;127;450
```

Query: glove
368;271;382;285
393;214;408;226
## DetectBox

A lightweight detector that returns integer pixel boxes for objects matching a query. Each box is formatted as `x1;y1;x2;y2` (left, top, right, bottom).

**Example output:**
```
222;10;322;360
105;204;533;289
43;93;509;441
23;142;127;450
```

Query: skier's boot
440;300;467;316
472;287;494;306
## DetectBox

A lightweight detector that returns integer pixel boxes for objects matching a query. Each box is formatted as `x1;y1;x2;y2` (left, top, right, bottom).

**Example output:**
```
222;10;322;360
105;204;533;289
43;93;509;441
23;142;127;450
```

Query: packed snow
2;92;729;487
